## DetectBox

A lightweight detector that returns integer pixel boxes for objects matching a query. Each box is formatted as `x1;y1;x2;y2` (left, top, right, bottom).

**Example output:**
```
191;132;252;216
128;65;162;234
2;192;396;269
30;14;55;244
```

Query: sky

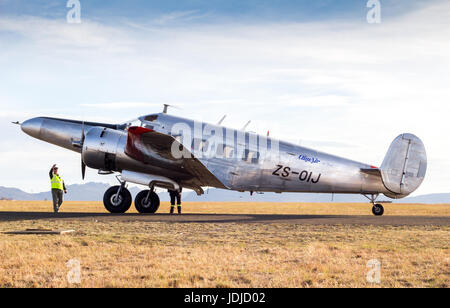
0;0;449;195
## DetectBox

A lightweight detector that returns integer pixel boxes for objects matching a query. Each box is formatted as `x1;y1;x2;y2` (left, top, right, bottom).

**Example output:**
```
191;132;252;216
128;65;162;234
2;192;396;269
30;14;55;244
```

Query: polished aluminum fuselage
21;114;391;196
152;114;389;195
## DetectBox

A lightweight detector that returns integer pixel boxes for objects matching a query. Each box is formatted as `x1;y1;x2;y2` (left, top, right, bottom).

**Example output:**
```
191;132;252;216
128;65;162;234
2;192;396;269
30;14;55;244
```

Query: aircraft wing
125;126;227;188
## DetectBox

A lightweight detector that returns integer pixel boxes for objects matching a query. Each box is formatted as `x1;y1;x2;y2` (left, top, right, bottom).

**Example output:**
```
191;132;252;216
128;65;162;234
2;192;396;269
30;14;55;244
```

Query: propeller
70;120;87;180
81;121;86;180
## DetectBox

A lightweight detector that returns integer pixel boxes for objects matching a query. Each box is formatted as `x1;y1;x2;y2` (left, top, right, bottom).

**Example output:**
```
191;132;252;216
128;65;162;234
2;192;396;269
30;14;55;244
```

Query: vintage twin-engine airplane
19;108;427;216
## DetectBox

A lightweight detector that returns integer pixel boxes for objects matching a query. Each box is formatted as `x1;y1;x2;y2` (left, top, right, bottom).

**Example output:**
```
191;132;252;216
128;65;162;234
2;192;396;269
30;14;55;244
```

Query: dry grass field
2;200;450;216
0;201;448;288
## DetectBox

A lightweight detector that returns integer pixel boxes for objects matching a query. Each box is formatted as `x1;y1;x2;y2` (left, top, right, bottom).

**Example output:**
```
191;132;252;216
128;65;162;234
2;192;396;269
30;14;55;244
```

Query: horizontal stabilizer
360;168;381;176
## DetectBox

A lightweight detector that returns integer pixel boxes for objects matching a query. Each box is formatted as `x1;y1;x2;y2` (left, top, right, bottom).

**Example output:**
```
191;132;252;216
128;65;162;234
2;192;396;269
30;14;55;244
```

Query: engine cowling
81;127;126;171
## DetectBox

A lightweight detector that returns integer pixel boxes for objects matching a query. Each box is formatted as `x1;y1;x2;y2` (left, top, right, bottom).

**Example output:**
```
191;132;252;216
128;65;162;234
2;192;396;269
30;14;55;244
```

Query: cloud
0;16;134;54
153;10;208;25
275;95;353;107
80;102;160;109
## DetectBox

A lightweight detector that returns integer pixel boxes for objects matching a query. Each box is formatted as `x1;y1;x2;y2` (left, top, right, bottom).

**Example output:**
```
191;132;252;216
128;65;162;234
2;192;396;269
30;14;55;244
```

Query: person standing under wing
168;187;182;214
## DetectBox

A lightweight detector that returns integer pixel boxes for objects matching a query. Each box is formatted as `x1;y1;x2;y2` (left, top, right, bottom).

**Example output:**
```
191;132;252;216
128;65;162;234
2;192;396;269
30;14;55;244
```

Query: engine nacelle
82;127;126;171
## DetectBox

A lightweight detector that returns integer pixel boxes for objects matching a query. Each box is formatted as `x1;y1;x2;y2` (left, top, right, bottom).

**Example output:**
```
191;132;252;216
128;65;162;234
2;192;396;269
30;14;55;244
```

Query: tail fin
380;134;427;197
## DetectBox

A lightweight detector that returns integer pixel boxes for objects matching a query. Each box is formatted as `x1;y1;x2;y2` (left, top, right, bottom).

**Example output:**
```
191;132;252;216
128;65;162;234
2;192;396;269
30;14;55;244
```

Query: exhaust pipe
121;170;180;191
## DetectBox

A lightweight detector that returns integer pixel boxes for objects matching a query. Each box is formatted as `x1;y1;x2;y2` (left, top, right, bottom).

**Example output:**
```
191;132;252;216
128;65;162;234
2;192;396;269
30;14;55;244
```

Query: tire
372;204;384;216
135;190;160;214
103;186;132;213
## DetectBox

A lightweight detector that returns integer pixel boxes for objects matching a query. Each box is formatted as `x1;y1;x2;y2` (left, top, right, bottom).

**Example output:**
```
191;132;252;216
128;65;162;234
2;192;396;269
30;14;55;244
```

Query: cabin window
201;140;210;153
192;138;209;153
250;151;260;164
217;144;234;158
242;149;260;164
224;146;234;159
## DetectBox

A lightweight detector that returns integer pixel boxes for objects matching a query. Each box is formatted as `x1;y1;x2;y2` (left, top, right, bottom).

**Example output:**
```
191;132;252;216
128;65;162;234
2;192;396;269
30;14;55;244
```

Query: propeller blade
81;121;85;143
81;121;86;180
81;160;86;180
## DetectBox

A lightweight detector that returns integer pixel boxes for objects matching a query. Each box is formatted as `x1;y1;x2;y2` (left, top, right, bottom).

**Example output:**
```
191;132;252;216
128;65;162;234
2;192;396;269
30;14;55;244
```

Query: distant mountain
394;193;450;204
0;184;449;204
0;182;143;202
183;189;364;202
185;189;450;204
184;189;370;202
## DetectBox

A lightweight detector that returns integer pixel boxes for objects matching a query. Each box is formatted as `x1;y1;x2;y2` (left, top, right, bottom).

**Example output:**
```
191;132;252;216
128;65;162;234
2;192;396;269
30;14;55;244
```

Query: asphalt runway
0;211;449;226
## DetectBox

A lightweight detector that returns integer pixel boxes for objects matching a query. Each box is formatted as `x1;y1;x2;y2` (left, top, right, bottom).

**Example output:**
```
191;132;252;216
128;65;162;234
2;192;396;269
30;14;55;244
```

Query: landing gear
364;194;385;216
135;189;160;213
372;204;384;216
103;184;132;213
102;175;173;214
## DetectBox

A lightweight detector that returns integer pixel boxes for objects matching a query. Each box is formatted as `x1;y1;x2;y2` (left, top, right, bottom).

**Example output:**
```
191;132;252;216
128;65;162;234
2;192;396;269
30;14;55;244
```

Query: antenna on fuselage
163;104;181;114
241;120;251;131
217;115;227;125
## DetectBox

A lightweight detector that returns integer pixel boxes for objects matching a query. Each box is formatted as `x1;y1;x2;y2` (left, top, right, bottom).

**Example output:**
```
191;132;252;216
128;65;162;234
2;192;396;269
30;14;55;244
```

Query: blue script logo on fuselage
299;154;320;164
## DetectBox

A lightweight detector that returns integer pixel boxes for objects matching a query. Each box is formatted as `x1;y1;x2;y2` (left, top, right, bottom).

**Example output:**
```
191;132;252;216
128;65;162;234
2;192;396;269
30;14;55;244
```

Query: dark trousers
170;191;181;206
51;189;64;213
169;191;181;213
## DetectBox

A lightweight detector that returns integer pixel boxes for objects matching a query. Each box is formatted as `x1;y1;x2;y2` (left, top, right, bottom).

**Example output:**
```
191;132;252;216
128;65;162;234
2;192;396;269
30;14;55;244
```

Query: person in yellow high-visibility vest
50;164;67;213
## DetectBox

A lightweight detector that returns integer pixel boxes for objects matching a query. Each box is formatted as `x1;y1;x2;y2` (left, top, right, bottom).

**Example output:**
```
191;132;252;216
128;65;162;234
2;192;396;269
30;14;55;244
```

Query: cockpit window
144;115;158;122
122;118;143;129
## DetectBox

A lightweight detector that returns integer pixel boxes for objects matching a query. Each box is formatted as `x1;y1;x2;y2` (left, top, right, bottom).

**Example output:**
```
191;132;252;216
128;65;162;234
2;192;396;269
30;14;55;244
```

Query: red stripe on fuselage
128;126;153;135
125;126;153;162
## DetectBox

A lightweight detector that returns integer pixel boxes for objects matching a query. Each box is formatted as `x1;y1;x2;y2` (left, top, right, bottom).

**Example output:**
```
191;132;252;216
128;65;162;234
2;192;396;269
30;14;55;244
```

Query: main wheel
103;186;132;213
135;190;160;213
372;204;384;216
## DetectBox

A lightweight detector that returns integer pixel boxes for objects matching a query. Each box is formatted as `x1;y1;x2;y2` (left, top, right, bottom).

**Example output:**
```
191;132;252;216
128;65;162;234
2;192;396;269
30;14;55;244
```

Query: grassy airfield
0;201;448;288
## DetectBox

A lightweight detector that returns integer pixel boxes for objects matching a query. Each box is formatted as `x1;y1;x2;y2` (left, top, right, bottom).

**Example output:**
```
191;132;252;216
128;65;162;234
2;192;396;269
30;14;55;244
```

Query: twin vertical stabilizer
380;133;427;198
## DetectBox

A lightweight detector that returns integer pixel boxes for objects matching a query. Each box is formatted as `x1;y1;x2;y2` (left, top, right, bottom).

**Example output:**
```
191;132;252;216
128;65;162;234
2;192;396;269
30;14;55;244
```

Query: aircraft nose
21;117;43;138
